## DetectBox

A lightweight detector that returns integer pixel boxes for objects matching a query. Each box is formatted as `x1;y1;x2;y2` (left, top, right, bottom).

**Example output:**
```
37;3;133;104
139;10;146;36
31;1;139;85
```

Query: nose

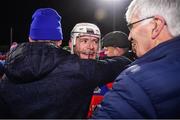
87;42;94;49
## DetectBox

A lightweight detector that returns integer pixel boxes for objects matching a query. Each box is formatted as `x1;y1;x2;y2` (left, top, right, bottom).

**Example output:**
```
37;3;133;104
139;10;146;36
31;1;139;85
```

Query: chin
81;55;96;60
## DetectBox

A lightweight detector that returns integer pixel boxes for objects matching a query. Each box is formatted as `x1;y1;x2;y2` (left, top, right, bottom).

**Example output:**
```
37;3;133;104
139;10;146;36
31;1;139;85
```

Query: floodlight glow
99;0;120;2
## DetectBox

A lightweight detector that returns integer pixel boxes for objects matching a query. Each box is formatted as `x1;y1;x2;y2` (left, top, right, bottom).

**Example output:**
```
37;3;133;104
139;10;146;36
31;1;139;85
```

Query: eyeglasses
127;16;154;31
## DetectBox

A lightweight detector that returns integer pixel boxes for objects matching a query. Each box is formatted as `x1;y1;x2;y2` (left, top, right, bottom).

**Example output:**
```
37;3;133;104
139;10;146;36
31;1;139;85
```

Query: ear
116;47;126;56
69;39;72;49
56;40;62;47
151;16;166;39
29;37;33;42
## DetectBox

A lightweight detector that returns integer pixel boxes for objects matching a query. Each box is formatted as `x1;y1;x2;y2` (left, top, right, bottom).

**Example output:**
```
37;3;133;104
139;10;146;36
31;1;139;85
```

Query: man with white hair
92;0;180;118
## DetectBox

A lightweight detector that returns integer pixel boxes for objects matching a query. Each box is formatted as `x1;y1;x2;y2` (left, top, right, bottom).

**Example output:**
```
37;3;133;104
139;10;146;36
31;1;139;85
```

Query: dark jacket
0;42;131;119
0;60;5;76
92;36;180;119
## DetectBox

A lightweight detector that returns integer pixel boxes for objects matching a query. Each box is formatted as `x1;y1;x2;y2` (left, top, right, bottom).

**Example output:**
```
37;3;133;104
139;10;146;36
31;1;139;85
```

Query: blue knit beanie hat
29;8;63;40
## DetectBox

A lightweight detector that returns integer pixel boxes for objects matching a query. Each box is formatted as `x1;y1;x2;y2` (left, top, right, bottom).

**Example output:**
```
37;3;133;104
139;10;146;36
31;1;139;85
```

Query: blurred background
0;0;131;52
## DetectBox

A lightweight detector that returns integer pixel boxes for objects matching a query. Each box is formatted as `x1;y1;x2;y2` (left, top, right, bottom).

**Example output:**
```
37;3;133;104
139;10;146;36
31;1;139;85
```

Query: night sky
0;0;131;50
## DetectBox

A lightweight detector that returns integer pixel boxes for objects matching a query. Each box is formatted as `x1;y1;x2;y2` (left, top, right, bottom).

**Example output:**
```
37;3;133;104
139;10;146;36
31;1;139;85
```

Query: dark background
0;0;131;52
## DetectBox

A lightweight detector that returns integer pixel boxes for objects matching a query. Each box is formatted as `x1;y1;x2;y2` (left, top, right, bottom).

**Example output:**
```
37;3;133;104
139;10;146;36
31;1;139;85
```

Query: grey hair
126;0;180;37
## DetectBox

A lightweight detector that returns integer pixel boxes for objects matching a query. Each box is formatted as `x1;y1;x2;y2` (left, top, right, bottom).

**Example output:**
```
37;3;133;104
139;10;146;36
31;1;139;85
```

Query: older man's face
128;14;155;57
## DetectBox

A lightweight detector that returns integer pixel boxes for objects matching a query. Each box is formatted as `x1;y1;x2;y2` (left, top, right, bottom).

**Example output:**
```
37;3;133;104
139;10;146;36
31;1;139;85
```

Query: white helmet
70;23;101;54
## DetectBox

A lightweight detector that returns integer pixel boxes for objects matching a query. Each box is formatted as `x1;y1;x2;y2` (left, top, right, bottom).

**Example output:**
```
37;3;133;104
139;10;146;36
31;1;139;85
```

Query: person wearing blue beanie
29;8;63;46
